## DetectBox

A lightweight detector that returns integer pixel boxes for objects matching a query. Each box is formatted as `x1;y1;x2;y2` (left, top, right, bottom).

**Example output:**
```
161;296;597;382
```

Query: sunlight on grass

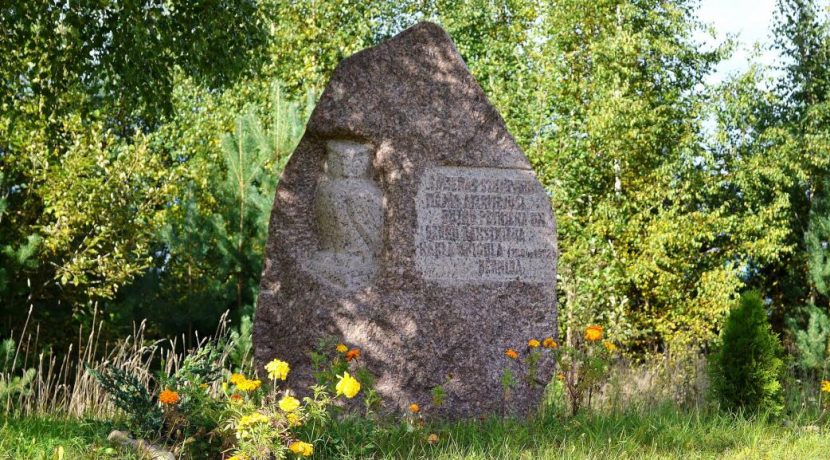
0;417;137;460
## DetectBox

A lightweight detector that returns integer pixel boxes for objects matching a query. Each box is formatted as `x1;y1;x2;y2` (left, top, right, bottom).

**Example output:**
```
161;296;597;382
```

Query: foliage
1;0;267;130
228;313;255;372
0;172;41;305
3;0;830;369
260;1;397;96
89;341;230;453
751;0;830;316
532;0;741;350
115;81;310;339
0;337;35;410
1;0;270;333
0;369;35;405
709;292;786;416
86;365;163;439
791;304;830;375
806;178;830;297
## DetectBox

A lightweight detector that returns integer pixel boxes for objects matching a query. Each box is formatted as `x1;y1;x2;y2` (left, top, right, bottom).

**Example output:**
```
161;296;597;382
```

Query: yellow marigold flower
199;383;209;390
409;403;420;414
336;372;361;398
229;373;246;385
505;348;518;359
279;395;301;412
227;454;248;460
236;412;269;439
426;433;439;445
603;341;618;352
288;441;314;457
238;412;269;427
822;380;830;393
336;343;349;353
556;372;565;382
345;348;361;362
158;389;179;405
584;325;604;342
543;337;557;349
286;412;303;427
265;359;290;381
236;378;262;392
528;339;541;348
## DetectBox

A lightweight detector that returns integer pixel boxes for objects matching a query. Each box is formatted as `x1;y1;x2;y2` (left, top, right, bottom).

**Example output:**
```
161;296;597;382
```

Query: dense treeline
1;0;828;361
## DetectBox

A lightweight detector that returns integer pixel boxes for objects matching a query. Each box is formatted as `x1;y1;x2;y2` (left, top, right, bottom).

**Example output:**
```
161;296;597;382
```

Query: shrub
790;304;830;376
709;291;785;415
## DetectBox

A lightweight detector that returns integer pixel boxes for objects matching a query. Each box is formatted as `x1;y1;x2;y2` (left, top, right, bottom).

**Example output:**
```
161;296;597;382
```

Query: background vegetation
2;0;830;399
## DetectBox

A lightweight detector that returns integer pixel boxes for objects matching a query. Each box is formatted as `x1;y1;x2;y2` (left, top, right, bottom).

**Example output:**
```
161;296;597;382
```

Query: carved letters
415;167;556;283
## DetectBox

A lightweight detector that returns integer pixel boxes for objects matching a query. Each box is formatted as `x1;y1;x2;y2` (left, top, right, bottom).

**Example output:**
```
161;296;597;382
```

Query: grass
319;404;830;459
0;415;138;459
5;404;828;459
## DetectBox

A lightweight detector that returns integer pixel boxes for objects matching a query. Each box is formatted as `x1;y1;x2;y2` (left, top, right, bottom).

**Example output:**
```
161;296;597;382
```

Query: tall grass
1;306;248;419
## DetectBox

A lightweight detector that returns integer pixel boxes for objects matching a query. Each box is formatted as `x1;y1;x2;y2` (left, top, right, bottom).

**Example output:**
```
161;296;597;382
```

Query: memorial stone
254;22;558;417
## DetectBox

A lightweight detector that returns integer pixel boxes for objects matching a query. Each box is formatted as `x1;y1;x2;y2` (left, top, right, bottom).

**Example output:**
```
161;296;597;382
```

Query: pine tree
710;291;785;416
0;172;41;322
766;0;830;316
121;83;310;338
806;178;830;297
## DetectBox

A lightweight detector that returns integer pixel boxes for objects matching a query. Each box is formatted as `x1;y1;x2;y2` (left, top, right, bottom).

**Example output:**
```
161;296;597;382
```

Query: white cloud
696;0;779;83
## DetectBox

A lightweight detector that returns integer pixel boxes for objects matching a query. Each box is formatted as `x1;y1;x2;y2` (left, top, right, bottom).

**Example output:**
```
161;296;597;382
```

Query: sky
697;0;779;84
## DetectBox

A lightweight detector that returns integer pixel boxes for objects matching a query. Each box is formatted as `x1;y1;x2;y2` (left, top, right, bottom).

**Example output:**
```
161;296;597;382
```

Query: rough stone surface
254;21;558;418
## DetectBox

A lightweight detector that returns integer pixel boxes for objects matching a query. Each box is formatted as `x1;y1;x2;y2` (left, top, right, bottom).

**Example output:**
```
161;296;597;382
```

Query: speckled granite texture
254;22;558;418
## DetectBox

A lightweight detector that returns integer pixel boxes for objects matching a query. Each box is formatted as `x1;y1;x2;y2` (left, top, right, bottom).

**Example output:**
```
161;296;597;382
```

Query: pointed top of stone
309;21;530;170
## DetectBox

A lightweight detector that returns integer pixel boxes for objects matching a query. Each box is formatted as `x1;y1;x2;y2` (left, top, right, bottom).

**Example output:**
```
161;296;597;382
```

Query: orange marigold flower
584;325;604;342
230;394;243;402
556;372;565;382
528;339;541;348
505;348;518;359
345;348;361;361
409;403;420;414
426;433;439;445
159;389;179;405
543;337;557;349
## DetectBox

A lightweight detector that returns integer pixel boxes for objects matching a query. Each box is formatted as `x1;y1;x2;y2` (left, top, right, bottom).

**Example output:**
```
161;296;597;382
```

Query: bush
790;304;830;376
709;291;785;415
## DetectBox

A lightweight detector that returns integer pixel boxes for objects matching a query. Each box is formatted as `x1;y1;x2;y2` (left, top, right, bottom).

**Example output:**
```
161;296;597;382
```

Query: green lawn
0;416;138;460
3;404;829;459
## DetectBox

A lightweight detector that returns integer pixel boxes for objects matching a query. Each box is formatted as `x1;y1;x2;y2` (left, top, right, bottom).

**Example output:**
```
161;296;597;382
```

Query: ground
4;404;830;459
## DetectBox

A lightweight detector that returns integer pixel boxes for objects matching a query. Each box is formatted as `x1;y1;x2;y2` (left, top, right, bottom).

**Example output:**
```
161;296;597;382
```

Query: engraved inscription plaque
415;167;556;283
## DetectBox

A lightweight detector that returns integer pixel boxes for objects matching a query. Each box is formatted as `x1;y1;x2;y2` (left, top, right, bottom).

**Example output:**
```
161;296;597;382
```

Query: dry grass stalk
1;307;239;418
